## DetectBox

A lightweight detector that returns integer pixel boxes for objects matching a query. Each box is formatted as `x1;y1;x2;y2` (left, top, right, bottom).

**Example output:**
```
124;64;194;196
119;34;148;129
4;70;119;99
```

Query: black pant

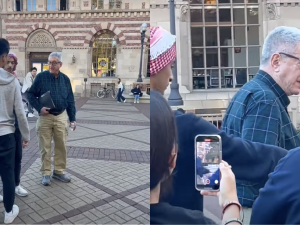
0;133;16;213
14;128;22;187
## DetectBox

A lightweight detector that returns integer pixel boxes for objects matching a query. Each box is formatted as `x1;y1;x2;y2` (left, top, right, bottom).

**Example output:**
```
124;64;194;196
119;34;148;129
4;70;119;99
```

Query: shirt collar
255;70;290;108
49;70;60;79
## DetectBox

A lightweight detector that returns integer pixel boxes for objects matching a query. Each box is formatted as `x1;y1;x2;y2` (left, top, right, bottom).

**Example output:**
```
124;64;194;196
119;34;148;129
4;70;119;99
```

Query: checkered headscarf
150;26;176;76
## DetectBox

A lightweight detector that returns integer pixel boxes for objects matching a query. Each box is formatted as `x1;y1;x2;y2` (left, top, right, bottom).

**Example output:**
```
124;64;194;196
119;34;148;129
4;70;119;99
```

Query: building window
27;0;37;11
47;0;56;10
15;0;23;11
92;0;104;9
60;0;67;10
190;0;260;90
92;33;117;77
109;0;122;9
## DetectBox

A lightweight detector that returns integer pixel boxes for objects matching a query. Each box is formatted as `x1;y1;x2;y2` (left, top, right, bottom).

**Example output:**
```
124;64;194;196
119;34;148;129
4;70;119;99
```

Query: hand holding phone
201;160;238;208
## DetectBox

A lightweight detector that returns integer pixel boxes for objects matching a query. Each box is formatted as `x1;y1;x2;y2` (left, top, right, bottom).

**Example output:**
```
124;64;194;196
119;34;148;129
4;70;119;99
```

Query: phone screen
195;135;221;191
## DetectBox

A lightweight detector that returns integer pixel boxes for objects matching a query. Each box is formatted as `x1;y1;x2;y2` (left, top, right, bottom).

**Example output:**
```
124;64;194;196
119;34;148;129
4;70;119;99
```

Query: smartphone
195;134;221;191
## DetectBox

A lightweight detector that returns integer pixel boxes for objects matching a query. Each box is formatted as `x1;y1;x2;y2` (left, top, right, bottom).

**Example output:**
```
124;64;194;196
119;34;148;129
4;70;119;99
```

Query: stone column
103;0;109;10
7;0;14;12
23;0;27;11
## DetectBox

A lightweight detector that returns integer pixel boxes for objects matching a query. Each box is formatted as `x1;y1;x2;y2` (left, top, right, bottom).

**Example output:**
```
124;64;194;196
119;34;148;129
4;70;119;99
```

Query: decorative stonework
180;5;189;22
25;52;31;59
26;30;56;48
129;66;135;72
19;47;25;52
79;69;86;74
265;3;280;20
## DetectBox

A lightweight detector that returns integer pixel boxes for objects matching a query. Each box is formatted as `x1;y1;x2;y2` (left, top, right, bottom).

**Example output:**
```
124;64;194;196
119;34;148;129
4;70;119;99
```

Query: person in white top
22;67;37;117
117;78;126;103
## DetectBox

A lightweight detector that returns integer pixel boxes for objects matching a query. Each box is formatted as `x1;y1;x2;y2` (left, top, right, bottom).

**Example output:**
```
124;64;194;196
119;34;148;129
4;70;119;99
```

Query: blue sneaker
42;176;51;186
52;172;71;183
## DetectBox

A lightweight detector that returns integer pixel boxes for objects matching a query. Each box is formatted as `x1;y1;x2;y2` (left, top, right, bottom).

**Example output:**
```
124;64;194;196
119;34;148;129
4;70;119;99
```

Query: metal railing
196;113;223;129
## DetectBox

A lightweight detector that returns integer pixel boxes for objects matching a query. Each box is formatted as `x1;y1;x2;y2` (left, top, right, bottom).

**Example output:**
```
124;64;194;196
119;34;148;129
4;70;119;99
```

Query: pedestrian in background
131;84;142;103
0;38;30;224
27;52;76;186
22;67;37;118
117;78;126;103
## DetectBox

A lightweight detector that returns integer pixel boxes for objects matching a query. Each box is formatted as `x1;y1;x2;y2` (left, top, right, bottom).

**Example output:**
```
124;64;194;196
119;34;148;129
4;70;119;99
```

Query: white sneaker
134;100;136;103
4;205;19;224
137;101;139;103
27;113;35;118
15;185;28;197
0;195;2;202
124;99;126;103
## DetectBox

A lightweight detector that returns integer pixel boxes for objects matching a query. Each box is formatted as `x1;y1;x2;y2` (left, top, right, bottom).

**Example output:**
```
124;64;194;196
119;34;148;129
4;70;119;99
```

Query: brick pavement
0;98;150;224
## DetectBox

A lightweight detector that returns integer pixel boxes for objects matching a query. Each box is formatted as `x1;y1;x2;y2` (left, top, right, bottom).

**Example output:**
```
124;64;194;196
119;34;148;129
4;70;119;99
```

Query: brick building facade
0;0;150;96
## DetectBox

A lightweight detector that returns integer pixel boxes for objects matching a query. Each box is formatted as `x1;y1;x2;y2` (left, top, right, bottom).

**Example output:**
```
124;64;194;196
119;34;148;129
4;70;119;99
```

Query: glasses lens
48;61;60;66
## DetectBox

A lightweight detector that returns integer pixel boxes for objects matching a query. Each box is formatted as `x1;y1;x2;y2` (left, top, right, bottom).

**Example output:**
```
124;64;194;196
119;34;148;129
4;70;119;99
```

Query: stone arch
89;29;120;47
25;29;59;75
26;29;56;48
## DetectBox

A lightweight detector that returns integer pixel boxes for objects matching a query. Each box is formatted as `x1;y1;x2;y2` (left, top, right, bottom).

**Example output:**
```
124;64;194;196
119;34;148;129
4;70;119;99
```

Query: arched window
92;33;117;77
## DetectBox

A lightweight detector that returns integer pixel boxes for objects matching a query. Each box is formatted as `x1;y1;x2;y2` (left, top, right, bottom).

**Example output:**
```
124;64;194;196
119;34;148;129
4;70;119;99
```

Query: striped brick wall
1;11;150;48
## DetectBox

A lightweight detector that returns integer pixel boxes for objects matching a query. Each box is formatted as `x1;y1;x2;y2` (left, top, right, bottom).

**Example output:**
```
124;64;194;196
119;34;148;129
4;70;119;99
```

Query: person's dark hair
31;67;37;72
177;108;186;114
150;90;178;191
0;38;10;56
118;78;121;81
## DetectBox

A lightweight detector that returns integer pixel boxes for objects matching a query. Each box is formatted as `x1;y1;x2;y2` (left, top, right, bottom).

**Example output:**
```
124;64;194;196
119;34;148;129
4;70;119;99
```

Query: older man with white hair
222;26;300;218
27;52;76;186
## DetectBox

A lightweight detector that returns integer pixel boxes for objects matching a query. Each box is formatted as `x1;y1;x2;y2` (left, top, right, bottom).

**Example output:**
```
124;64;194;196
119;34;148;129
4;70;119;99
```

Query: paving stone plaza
0;98;150;224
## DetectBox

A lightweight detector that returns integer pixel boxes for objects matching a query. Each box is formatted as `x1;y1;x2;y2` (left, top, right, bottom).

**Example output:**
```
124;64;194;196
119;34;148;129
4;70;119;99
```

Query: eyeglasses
48;61;61;66
279;52;300;63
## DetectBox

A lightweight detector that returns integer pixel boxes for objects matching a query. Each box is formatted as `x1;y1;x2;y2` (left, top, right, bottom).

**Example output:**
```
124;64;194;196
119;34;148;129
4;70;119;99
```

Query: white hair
49;52;62;62
260;26;300;67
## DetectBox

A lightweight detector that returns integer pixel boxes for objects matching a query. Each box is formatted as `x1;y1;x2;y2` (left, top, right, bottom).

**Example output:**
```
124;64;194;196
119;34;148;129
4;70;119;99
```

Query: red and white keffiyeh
8;52;18;78
150;26;176;76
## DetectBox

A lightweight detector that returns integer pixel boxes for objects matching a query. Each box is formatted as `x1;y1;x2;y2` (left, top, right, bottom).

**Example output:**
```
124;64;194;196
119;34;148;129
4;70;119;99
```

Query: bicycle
97;86;117;99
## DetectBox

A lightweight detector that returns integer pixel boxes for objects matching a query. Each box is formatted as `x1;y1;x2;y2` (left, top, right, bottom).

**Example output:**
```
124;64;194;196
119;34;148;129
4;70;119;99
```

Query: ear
270;53;281;72
168;145;177;169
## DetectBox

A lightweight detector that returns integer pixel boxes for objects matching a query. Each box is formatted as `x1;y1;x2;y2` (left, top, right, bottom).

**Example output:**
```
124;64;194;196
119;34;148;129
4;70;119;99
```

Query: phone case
194;134;222;192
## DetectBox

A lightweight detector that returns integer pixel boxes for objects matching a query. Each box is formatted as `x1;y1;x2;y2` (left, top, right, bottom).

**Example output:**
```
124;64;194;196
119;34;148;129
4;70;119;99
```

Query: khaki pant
36;111;69;176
